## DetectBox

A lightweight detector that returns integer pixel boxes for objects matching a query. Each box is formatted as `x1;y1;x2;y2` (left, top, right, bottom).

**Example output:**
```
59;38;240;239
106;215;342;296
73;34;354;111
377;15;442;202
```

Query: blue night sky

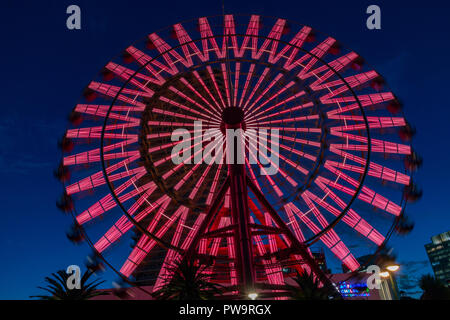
0;0;449;299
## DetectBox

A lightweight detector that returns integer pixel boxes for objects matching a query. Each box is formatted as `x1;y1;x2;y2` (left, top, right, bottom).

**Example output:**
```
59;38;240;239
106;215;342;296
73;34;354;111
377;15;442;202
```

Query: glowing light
386;265;400;272
248;292;258;300
380;271;390;278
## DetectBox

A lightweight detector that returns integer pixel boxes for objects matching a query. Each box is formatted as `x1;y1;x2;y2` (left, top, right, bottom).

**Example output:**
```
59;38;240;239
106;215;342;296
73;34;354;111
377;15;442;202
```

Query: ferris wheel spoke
74;104;142;122
253;129;321;153
104;62;157;95
254;164;283;197
119;198;174;276
241;67;270;110
300;51;360;84
327;147;411;185
124;46;167;85
147;128;212;155
66;121;140;140
65;154;141;195
147;129;198;140
252;90;308;121
233;63;240;108
87;82;149;107
316;71;379;103
285;201;360;271
322;163;403;216
220;64;232;107
246;114;319;126
158;95;221;123
76;178;153;225
271;131;321;148
173;137;224;191
305;185;385;246
245;79;295;116
245;158;262;192
191;71;224;111
205;66;227;109
161;132;222;180
188;140;225;200
245;129;317;162
98;195;175;256
205;162;225;206
272;26;312;70
179;77;222;115
146;120;201;127
153;212;206;291
152;208;188;291
330;131;411;155
283;204;314;275
242;139;285;196
244;133;298;187
64;139;138;166
150;106;216;123
293;37;336;77
246;100;312;124
238;64;255;107
167;86;222;121
248;125;321;135
152;132;214;168
147;32;194;74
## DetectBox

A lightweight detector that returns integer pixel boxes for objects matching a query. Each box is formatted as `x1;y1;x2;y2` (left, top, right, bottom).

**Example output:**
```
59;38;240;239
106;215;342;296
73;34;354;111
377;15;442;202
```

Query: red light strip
206;66;227;109
65;154;141;195
238;64;255;107
168;86;222;120
96;194;171;254
125;46;166;84
247;100;311;123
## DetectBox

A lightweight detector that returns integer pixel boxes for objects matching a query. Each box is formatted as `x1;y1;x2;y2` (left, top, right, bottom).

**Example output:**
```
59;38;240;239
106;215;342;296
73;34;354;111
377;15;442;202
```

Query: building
425;231;450;287
330;273;396;300
341;254;373;273
311;248;329;273
339;254;399;300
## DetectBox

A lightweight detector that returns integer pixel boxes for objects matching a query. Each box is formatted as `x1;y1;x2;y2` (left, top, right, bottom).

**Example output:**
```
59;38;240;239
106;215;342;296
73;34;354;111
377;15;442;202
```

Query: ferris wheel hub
222;106;244;126
221;107;246;134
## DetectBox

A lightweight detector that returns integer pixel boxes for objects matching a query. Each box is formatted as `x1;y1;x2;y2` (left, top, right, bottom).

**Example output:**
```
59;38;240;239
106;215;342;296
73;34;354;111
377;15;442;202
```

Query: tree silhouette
31;269;108;300
419;274;450;300
286;271;341;300
152;260;223;300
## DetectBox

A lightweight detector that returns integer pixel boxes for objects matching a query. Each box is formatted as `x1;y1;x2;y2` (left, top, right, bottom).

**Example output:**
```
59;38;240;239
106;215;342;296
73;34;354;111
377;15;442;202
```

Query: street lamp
248;292;258;300
386;265;400;272
380;264;400;300
380;271;390;278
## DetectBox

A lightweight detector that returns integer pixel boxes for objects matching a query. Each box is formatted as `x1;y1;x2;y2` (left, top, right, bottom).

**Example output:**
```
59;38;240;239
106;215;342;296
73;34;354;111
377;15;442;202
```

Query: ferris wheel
57;14;421;299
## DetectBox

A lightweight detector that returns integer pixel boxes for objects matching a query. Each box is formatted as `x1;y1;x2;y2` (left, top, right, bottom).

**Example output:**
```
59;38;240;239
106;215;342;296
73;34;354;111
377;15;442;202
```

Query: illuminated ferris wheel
57;14;421;299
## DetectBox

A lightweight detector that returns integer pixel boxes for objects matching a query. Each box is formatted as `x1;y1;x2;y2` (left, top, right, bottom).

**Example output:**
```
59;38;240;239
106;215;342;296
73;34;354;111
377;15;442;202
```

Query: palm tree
152;260;223;300
286;270;341;300
419;274;450;300
31;269;108;300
